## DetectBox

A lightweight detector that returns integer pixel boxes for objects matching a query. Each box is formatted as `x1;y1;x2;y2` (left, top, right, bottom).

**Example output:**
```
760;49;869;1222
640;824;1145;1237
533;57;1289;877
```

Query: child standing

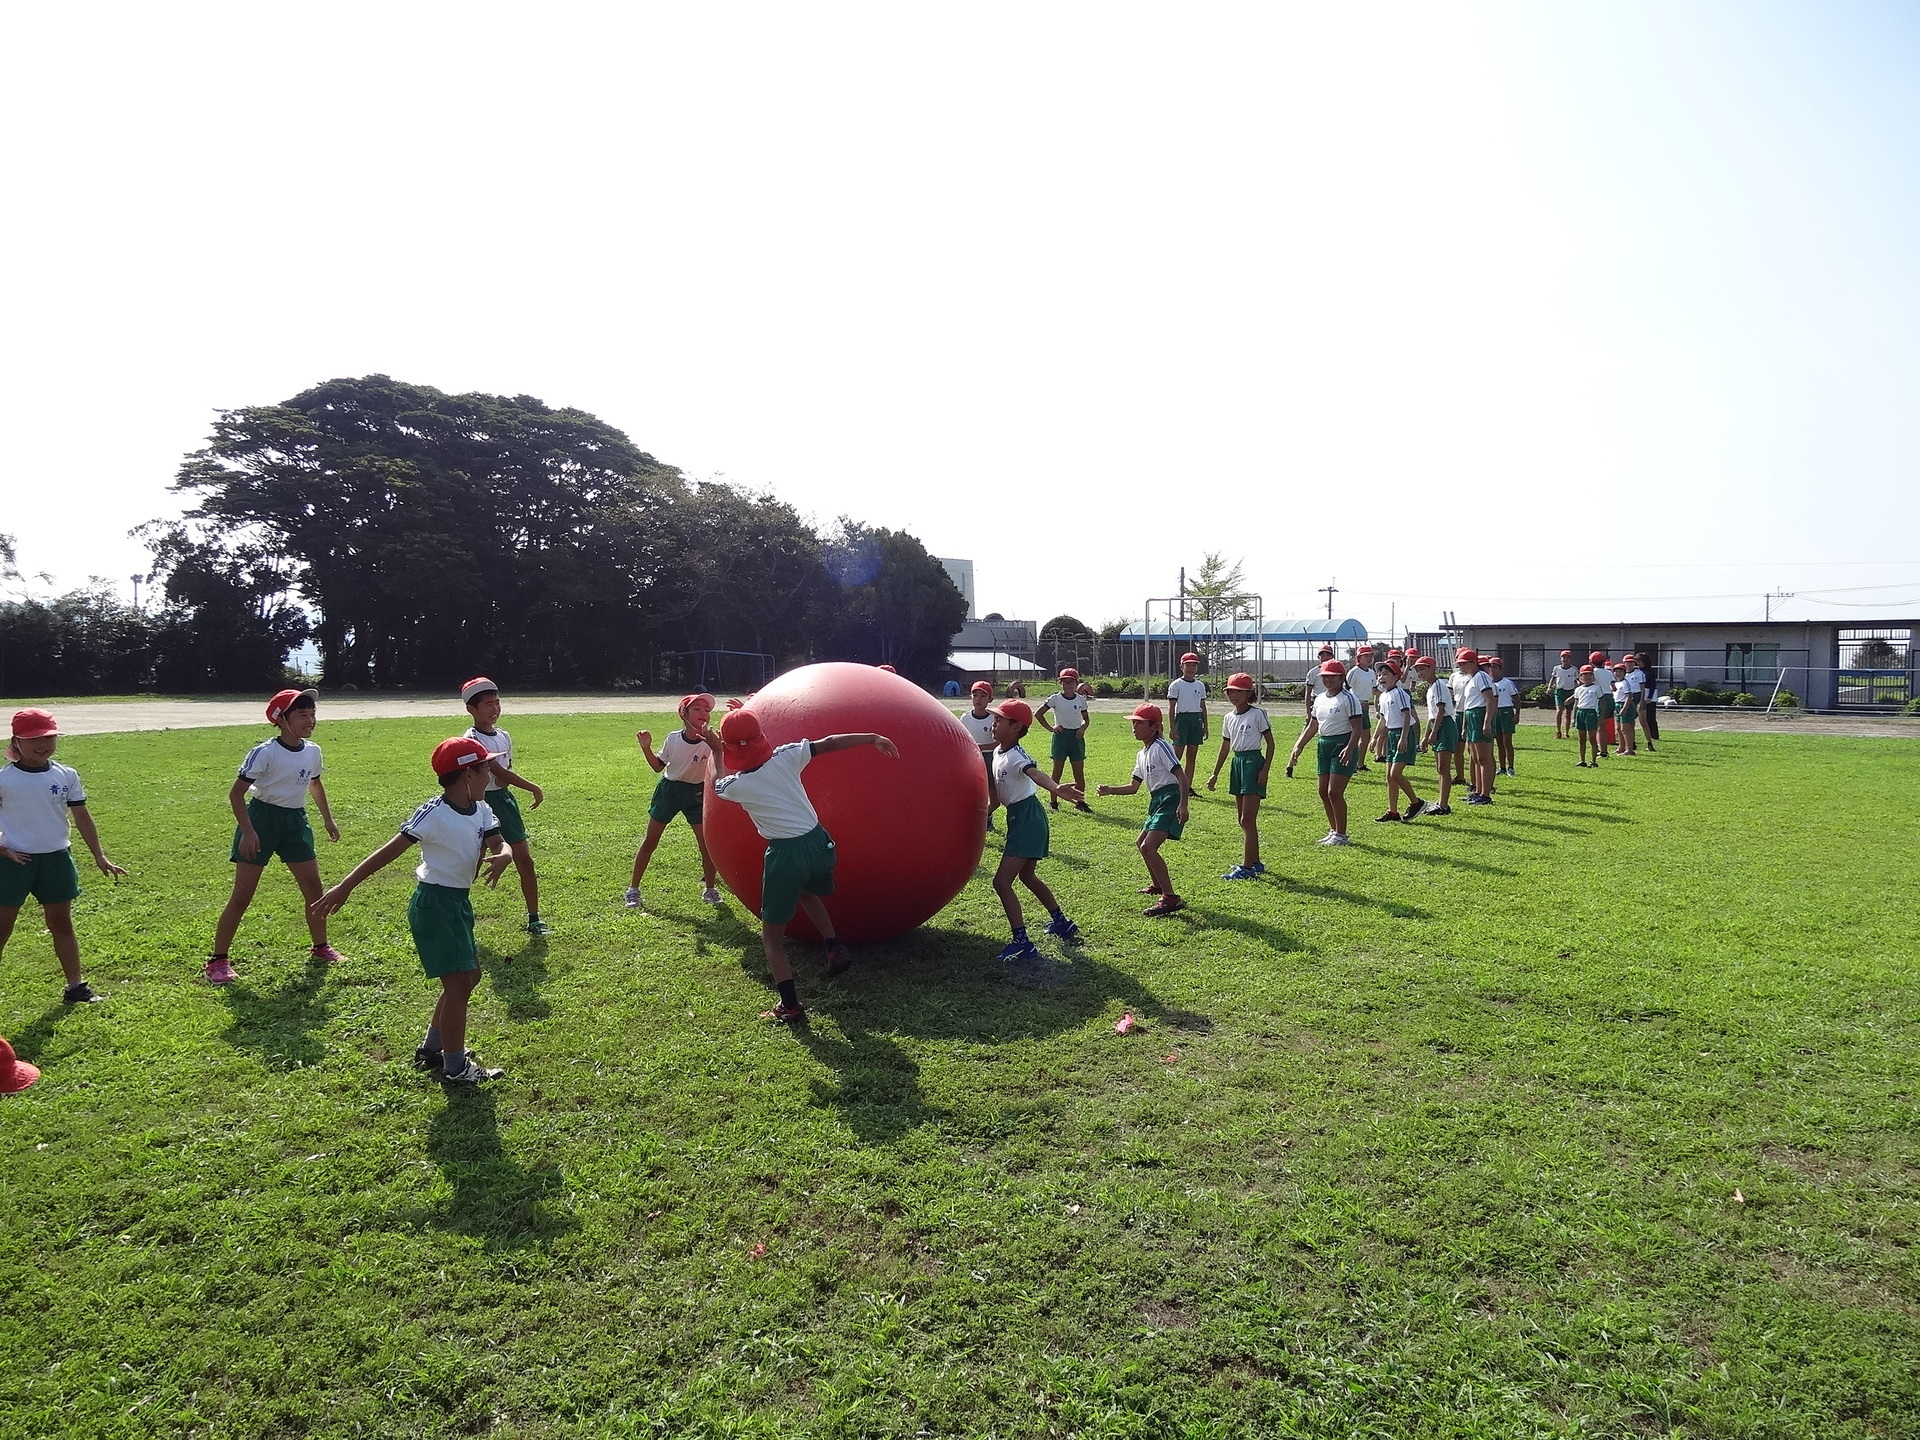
1036;668;1094;813
461;678;549;935
1285;660;1365;844
1591;652;1616;757
706;709;899;1024
1454;649;1498;804
1347;645;1378;772
1372;661;1426;822
1206;672;1274;878
1097;704;1189;917
1616;653;1645;755
958;681;1000;829
1550;650;1582;740
1414;656;1456;816
1488;655;1520;777
310;737;515;1085
1166;653;1209;786
627;692;722;909
206;688;341;986
1572;667;1605;766
0;709;126;1004
986;699;1084;962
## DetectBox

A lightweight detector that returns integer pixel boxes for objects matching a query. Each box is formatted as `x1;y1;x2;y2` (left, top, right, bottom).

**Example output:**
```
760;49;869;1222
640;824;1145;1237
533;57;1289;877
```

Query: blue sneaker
1043;915;1081;943
1222;865;1255;880
995;938;1040;963
1250;862;1266;875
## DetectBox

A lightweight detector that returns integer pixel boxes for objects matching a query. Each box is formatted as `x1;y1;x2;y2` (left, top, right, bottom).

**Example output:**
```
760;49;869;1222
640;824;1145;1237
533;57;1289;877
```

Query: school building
1406;619;1916;712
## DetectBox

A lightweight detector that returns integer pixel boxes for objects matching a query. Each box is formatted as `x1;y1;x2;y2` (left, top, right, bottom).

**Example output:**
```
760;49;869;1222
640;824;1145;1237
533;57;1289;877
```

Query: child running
1372;660;1426;822
462;678;549;935
1572;666;1605;766
957;681;1000;829
1414;655;1457;816
206;687;342;986
1097;704;1189;916
0;709;126;1004
1206;672;1273;879
1489;655;1520;777
706;709;898;1024
1551;650;1581;740
1166;653;1210;784
1036;668;1094;813
1285;659;1365;844
986;699;1084;962
627;692;722;909
310;737;515;1086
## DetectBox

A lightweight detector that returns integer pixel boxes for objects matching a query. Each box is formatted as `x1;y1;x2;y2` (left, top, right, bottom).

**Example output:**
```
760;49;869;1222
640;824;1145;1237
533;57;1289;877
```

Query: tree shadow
481;934;550;1021
420;1087;576;1251
219;957;334;1068
6;1000;75;1065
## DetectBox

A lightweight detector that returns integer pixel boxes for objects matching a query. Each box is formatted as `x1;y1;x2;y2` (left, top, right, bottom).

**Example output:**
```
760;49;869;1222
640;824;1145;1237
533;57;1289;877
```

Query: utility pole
1765;588;1794;622
1318;580;1338;620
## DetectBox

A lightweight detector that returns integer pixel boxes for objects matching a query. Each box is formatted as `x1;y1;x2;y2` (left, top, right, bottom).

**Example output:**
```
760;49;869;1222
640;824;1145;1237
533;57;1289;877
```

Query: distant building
937;558;976;620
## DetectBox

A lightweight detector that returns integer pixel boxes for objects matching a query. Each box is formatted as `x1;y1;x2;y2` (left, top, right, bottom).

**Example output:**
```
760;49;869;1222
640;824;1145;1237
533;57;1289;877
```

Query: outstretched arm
810;733;900;758
635;731;667;774
310;833;415;918
1024;764;1082;804
69;804;126;879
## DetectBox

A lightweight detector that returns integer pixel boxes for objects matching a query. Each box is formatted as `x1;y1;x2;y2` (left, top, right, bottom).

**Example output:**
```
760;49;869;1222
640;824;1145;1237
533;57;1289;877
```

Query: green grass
2;715;1917;1439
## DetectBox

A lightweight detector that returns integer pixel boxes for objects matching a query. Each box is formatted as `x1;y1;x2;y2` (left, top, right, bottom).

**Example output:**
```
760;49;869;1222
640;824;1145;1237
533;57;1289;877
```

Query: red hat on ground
877;664;896;673
10;708;59;740
970;680;994;695
1130;703;1164;725
431;736;492;779
1059;667;1080;681
992;699;1033;726
1179;653;1200;666
1225;672;1255;691
1456;648;1480;665
719;709;775;771
459;676;499;704
265;689;318;724
1589;651;1607;664
0;1036;39;1095
1319;660;1347;677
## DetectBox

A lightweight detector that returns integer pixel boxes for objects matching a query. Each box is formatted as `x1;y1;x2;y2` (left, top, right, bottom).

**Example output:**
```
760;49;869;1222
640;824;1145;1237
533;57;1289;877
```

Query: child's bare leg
1017;859;1060;914
688;822;718;887
992;855;1027;931
796;892;836;941
1436;754;1453;807
0;905;17;960
436;968;482;1061
1318;775;1338;830
42;902;82;986
1327;775;1351;834
759;921;795;983
1139;832;1175;896
1238;796;1261;866
212;863;266;955
288;859;328;944
1070;759;1087;795
510;842;538;913
630;819;669;887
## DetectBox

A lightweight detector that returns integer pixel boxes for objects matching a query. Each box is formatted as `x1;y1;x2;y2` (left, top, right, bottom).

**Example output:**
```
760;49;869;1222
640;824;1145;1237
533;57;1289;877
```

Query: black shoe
62;981;103;1004
1374;811;1402;823
1075;801;1093;813
1404;799;1426;820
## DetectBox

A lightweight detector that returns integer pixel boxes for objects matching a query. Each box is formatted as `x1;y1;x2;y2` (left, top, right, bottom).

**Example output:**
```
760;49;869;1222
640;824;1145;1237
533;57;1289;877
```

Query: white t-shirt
993;742;1039;805
1494;677;1519;709
657;730;711;784
239;737;322;809
1551;664;1582;690
403;795;500;888
1620;669;1646;697
1573;682;1604;710
1312;688;1365;738
1038;691;1089;731
1166;677;1208;717
0;760;85;854
1347;666;1378;709
1379;685;1414;730
713;740;818;840
1459;670;1496;713
463;726;512;792
1133;737;1183;793
959;709;998;749
1596;665;1616;689
1221;705;1271;752
1425;680;1453;722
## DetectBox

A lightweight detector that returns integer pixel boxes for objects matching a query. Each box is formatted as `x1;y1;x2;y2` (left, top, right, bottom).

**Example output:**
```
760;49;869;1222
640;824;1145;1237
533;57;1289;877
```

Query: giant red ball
702;662;988;944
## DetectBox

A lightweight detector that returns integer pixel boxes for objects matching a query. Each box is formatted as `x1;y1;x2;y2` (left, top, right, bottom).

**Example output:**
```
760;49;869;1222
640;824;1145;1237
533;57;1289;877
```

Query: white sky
3;1;1917;637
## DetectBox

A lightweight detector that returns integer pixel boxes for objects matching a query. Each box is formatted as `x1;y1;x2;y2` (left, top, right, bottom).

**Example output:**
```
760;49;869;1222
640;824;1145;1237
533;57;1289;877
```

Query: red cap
1130;703;1163;725
1621;653;1636;663
1560;649;1573;658
719;708;775;770
1058;667;1079;681
1357;644;1375;655
265;688;318;724
431;736;492;778
459;676;499;704
1380;661;1403;677
10;708;59;740
1387;647;1404;657
1589;651;1606;664
678;692;716;722
969;680;993;695
1225;672;1255;691
1456;648;1479;665
877;664;897;673
1579;664;1595;676
0;1036;38;1095
1413;654;1435;668
1179;653;1200;666
1319;660;1347;677
1486;655;1504;668
992;699;1033;726
1317;646;1335;658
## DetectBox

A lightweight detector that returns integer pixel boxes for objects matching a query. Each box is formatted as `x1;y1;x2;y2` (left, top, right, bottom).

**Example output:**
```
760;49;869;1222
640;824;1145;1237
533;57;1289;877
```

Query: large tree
135;522;311;690
819;521;968;678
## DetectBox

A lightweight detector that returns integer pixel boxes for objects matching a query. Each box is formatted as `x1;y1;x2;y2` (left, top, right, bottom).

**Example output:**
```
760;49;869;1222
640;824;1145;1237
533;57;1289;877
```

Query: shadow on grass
481;934;550;1021
219;957;334;1068
423;1088;576;1251
1385;844;1518;877
1190;907;1306;953
6;1000;75;1064
1264;875;1430;920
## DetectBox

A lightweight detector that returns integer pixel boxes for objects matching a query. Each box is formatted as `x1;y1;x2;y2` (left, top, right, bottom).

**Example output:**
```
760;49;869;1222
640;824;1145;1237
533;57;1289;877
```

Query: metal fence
1030;639;1371;688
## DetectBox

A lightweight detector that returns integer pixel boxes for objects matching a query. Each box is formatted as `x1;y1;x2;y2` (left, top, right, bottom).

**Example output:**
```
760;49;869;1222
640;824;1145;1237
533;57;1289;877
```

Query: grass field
2;713;1917;1439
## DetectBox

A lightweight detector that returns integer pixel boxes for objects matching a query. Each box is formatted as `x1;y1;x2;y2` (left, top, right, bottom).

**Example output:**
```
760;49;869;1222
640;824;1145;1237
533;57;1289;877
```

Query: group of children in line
1548;649;1657;765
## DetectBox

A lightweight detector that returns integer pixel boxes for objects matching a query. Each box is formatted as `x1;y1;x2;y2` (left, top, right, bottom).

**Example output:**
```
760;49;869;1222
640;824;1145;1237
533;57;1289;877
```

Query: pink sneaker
205;958;237;986
309;944;345;964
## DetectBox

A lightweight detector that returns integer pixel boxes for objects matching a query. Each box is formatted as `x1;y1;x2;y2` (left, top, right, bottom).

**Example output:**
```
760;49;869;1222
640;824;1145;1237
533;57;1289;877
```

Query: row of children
1546;650;1657;762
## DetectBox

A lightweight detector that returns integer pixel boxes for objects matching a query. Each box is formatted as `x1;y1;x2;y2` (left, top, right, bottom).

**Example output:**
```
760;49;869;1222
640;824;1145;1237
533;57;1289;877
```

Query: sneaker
1050;798;1060;811
1075;801;1093;813
1426;804;1452;816
1576;762;1589;768
205;958;237;986
1142;896;1187;917
62;981;102;1004
623;887;642;908
1138;884;1162;895
308;943;345;964
1249;862;1267;875
701;885;722;905
1404;799;1427;820
824;940;853;977
440;1058;504;1085
1043;915;1082;942
1316;833;1339;845
766;1002;808;1025
1327;833;1351;846
1222;865;1255;879
995;938;1040;963
1374;811;1402;823
525;916;551;936
413;1045;444;1071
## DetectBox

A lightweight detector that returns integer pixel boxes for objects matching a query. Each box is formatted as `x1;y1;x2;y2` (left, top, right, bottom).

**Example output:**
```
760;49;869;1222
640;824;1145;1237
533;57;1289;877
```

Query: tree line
0;376;966;695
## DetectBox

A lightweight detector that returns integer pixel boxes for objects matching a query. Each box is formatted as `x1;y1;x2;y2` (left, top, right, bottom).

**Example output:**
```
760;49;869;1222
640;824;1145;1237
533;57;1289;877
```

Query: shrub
1117;679;1144;699
1148;678;1169;699
1525;683;1554;707
1904;697;1920;716
1093;680;1115;698
1732;692;1759;707
1773;689;1800;708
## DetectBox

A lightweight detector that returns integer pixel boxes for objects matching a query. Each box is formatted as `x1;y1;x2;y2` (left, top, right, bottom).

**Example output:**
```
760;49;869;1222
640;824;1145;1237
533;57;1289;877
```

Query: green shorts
1554;688;1574;709
1316;734;1359;777
232;799;316;867
1143;783;1184;839
1002;793;1049;860
408;882;479;977
647;775;705;827
487;787;529;845
1575;708;1600;732
1385;725;1420;765
1497;708;1517;736
1599;694;1616;719
0;848;81;908
760;824;836;926
1622;697;1640;725
1050;729;1087;763
1431;716;1459;753
1463;709;1491;745
1173;712;1207;748
1227;750;1267;798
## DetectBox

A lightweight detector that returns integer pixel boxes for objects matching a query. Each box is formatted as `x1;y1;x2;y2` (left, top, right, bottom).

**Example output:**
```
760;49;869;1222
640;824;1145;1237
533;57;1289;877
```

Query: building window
1837;628;1912;707
1726;644;1779;688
